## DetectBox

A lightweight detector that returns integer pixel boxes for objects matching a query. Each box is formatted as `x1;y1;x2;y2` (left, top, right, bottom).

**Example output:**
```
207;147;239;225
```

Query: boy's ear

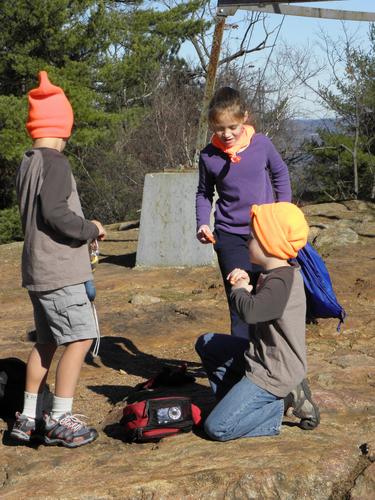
243;111;249;123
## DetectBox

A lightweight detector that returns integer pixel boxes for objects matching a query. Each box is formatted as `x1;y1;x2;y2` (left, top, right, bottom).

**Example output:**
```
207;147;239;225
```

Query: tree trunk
353;94;360;199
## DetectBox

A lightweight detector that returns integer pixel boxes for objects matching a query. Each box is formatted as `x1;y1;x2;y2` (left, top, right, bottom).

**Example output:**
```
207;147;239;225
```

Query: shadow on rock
282;421;304;429
99;252;136;268
102;421;130;443
89;383;135;405
100;239;137;243
85;336;206;381
89;379;214;408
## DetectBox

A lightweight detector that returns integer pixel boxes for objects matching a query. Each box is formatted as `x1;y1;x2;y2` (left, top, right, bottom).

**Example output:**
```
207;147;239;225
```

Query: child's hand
227;269;253;292
232;280;253;293
197;225;216;244
227;268;250;285
91;220;106;240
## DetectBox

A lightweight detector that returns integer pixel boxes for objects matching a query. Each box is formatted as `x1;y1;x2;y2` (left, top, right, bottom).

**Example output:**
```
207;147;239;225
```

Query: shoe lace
59;414;88;432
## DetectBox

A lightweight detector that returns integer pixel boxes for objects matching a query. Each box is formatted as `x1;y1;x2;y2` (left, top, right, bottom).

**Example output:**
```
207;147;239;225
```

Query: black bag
0;358;26;418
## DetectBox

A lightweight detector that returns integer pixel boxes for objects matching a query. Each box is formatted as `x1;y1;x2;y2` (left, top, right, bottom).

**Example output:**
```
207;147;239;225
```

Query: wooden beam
218;0;343;5
218;0;375;22
217;0;345;16
218;3;375;22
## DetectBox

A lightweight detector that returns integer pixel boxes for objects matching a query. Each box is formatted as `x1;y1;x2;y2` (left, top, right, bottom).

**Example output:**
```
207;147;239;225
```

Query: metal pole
193;14;227;167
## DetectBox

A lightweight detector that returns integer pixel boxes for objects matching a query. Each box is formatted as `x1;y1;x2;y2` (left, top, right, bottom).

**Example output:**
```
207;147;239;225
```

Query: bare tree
162;0;281;77
118;66;203;174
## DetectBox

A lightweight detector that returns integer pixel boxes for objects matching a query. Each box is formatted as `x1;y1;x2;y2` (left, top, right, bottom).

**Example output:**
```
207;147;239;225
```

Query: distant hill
289;118;337;146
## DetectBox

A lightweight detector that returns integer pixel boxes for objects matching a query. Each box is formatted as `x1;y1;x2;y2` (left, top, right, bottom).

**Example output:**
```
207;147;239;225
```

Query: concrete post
136;171;216;267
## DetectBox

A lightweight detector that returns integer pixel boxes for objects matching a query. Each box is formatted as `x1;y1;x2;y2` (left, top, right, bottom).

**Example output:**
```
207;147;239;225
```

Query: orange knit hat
251;202;309;259
26;71;74;139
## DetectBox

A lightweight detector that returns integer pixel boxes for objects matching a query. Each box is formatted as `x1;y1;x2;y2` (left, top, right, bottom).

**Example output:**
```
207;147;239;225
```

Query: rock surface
0;201;374;499
303;200;375;256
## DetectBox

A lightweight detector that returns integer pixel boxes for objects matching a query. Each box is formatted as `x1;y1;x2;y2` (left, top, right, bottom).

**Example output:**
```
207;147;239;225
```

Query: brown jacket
230;263;307;397
16;148;98;291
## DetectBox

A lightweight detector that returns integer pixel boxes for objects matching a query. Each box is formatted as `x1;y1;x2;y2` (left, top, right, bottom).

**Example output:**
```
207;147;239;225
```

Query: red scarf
211;124;255;163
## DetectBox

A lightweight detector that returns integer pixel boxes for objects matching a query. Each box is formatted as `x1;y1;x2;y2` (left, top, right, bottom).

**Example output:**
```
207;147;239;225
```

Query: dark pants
214;228;261;339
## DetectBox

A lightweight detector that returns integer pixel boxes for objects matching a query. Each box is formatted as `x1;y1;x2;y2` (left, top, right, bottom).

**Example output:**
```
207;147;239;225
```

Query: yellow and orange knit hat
251;202;309;259
26;71;74;139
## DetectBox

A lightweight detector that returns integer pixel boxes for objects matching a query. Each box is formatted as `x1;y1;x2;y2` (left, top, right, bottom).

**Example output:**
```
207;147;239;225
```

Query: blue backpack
295;243;346;331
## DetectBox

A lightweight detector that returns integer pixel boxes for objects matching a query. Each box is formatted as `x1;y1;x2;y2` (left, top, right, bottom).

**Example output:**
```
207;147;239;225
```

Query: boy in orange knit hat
11;71;106;447
195;202;320;441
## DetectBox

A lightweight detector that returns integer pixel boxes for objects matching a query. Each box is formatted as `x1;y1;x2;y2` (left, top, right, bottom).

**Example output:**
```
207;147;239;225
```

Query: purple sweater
196;133;292;235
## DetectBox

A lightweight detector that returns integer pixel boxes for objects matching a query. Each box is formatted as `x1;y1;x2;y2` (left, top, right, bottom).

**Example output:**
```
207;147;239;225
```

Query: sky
264;1;373;61
180;1;375;118
265;1;374;48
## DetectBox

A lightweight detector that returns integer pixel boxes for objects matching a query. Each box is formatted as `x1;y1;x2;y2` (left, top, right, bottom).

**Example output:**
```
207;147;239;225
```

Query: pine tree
0;0;206;209
306;28;375;201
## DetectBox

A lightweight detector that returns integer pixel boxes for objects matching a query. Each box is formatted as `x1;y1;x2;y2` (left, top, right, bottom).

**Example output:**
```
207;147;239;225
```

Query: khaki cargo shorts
29;283;97;346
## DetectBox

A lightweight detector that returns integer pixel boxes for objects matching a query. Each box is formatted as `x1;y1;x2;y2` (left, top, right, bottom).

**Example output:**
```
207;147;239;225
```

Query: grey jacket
16;148;99;291
230;263;307;397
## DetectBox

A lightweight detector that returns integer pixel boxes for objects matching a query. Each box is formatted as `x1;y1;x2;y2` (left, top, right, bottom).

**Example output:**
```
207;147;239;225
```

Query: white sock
51;396;73;420
22;392;38;419
23;391;47;420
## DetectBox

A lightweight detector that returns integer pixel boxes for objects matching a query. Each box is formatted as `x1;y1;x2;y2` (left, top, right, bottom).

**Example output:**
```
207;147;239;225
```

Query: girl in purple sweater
196;87;292;338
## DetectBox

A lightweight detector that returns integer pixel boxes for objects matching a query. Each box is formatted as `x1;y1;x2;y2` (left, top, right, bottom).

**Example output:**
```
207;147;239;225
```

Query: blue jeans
214;229;262;339
196;333;284;441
